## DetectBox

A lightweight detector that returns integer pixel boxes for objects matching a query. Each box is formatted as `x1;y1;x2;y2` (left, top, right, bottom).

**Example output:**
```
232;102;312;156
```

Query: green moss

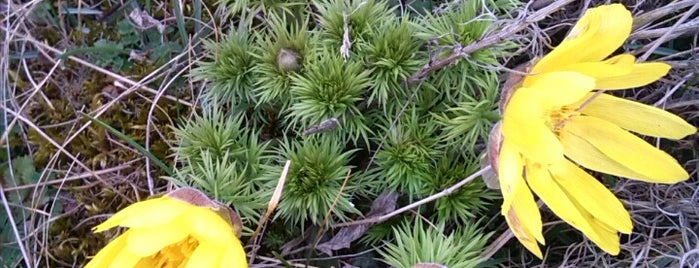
15;0;524;265
15;2;194;265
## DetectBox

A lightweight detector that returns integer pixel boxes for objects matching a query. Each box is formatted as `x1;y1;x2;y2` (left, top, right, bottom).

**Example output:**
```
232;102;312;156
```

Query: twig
332;166;491;228
654;72;693;107
638;3;699;62
405;0;576;84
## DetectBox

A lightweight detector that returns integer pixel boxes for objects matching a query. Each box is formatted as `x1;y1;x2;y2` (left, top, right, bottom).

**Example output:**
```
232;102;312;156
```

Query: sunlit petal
525;162;603;244
502;88;565;164
505;207;543;258
126;221;190;257
578;93;696;139
219;242;249;268
105;238;143;268
595;62;671;90
85;231;131;268
498;143;545;244
531;4;631;73
567;197;622;255
510;183;545;244
187;207;237;245
559;126;655;181
563;116;689;182
522;72;596;106
556;54;634;79
549;160;632;233
497;141;524;207
94;197;191;232
186;242;222;268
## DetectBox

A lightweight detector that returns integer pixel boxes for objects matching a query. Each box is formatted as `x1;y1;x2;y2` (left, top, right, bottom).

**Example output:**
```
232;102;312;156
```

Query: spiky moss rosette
287;50;373;145
193;30;259;107
217;0;307;18
371;109;440;197
379;218;492;268
314;0;394;56
262;136;361;227
422;153;499;224
186;0;520;264
252;12;310;110
414;0;516;102
432;72;502;154
170;105;272;230
363;16;426;109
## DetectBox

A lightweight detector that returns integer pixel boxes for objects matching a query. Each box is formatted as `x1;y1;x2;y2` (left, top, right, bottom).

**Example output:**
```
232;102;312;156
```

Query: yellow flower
492;4;697;258
85;188;248;268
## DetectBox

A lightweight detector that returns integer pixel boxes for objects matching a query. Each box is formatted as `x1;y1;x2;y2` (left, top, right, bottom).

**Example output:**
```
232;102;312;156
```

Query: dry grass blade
638;3;699;61
248;160;291;264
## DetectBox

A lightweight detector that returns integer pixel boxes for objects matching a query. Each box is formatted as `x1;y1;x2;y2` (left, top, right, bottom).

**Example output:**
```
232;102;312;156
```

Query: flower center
548;106;580;134
141;236;199;268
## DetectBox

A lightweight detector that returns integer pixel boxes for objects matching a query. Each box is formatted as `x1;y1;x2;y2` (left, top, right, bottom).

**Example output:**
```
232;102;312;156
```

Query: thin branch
331;166;492;228
406;0;576;84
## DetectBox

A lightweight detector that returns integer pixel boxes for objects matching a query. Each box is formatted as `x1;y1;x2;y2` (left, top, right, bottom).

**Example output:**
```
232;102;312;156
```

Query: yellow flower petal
531;4;631;74
497;141;525;207
548;160;632;233
567;197;622;255
552;60;631;80
186;242;222;268
591;220;621;255
595;62;671;90
503;83;579;164
499;143;545;244
498;141;545;257
603;54;636;65
579;93;696;139
563;116;690;183
105;235;143;268
525;162;603;244
505;207;543;258
530;171;621;255
522;72;596;105
510;184;545;245
94;197;191;232
85;230;131;268
125;220;190;257
559;126;655;181
187;206;237;245
220;241;249;268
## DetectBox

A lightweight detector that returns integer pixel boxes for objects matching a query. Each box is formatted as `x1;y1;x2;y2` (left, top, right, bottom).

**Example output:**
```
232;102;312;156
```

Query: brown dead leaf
316;191;399;255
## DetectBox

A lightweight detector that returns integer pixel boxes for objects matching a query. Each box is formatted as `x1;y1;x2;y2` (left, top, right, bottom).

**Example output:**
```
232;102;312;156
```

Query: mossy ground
2;0;698;267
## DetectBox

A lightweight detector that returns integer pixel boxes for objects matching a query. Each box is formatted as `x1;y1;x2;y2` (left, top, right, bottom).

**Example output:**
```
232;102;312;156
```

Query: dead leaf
316;191;399;255
128;9;165;33
482;121;502;189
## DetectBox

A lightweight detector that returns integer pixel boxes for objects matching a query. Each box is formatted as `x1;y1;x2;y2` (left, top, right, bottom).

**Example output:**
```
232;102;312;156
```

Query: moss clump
184;0;517;264
11;1;194;266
